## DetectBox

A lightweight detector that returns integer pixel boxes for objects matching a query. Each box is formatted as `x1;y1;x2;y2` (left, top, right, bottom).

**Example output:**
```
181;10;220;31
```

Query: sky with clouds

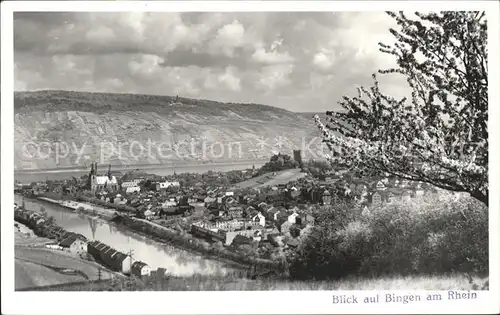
14;11;409;112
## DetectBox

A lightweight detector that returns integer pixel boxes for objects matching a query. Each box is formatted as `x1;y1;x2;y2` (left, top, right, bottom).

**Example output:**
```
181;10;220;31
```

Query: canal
14;194;237;277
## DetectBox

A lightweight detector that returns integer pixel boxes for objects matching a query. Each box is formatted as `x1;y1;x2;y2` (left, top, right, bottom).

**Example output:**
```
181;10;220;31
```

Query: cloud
14;12;410;112
256;64;294;93
218;67;242;92
208;20;246;57
251;38;294;65
312;51;335;71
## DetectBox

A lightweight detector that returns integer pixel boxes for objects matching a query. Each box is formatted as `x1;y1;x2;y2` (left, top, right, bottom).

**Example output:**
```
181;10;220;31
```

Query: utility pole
128;249;134;276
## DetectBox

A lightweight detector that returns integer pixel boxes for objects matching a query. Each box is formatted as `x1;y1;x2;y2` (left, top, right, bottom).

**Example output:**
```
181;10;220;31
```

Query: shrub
288;192;488;280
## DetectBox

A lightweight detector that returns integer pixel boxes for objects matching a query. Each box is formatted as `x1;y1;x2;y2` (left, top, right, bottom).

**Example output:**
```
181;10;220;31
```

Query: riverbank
36;196;117;221
14;159;267;175
19;194;277;273
112;215;280;273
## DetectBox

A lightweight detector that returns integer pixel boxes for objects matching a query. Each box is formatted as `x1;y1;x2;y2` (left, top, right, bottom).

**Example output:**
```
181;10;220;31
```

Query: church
87;162;119;193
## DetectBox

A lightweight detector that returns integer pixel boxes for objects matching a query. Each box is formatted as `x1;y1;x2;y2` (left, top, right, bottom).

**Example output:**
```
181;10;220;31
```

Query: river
14;194;238;276
14;161;266;183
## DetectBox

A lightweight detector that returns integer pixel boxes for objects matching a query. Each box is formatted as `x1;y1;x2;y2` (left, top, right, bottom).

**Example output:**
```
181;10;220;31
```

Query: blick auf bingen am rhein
12;10;489;292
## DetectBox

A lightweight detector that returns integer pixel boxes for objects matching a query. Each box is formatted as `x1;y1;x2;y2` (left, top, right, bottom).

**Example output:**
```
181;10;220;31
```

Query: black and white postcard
1;1;499;314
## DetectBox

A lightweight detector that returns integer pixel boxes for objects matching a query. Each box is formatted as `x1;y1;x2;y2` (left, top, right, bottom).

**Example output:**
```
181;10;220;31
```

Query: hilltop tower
293;150;303;168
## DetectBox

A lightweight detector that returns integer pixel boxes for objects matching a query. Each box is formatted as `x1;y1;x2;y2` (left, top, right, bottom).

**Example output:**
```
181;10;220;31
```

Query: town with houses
14;150;440;279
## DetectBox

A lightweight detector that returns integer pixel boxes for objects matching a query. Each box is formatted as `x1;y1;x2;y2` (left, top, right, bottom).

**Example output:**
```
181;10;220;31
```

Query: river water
14;161;265;183
14;194;237;276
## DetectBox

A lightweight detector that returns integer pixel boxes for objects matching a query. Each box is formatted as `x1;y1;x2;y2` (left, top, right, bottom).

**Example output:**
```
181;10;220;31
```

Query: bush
288;192;488;280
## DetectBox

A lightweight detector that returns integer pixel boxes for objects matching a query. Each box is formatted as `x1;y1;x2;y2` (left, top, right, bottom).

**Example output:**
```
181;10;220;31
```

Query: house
257;202;268;211
129;198;141;207
222;196;237;206
296;214;315;226
114;194;128;205
156;180;180;191
353;181;369;194
162;199;177;208
121;181;138;189
322;190;332;205
401;190;412;201
290;188;301;198
34;218;46;227
252;230;263;242
87;240;132;274
267;234;284;247
121;172;147;185
289;224;301;237
287;212;299;224
45;243;64;250
156;268;168;279
245;206;257;215
125;186;141;194
59;233;88;255
190;224;226;243
156;181;170;190
266;207;280;221
375;180;386;191
285;237;300;249
144;209;154;220
371;191;384;206
361;204;371;217
279;219;293;235
204;196;216;206
251;212;266;227
231;234;253;247
131;261;152;277
49;226;66;240
224;206;243;219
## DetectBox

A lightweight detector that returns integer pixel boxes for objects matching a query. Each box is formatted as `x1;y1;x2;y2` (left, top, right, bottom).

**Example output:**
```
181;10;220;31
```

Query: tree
315;12;488;205
45;215;56;225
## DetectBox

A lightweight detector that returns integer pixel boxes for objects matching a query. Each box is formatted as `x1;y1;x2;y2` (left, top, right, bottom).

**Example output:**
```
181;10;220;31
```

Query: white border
2;1;500;314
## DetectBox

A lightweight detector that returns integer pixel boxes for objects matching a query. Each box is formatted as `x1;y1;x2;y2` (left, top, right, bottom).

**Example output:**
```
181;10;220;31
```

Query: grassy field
21;273;488;291
233;168;306;189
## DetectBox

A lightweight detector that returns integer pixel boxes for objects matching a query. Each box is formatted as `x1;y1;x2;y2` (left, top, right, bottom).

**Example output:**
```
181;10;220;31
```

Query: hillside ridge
15;90;296;116
14;90;323;170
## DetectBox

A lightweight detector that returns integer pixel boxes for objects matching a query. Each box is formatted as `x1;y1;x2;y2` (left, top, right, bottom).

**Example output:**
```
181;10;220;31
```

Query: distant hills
14;90;327;170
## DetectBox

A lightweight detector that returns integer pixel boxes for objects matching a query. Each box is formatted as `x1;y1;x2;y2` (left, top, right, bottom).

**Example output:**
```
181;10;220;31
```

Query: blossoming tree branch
315;11;488;205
